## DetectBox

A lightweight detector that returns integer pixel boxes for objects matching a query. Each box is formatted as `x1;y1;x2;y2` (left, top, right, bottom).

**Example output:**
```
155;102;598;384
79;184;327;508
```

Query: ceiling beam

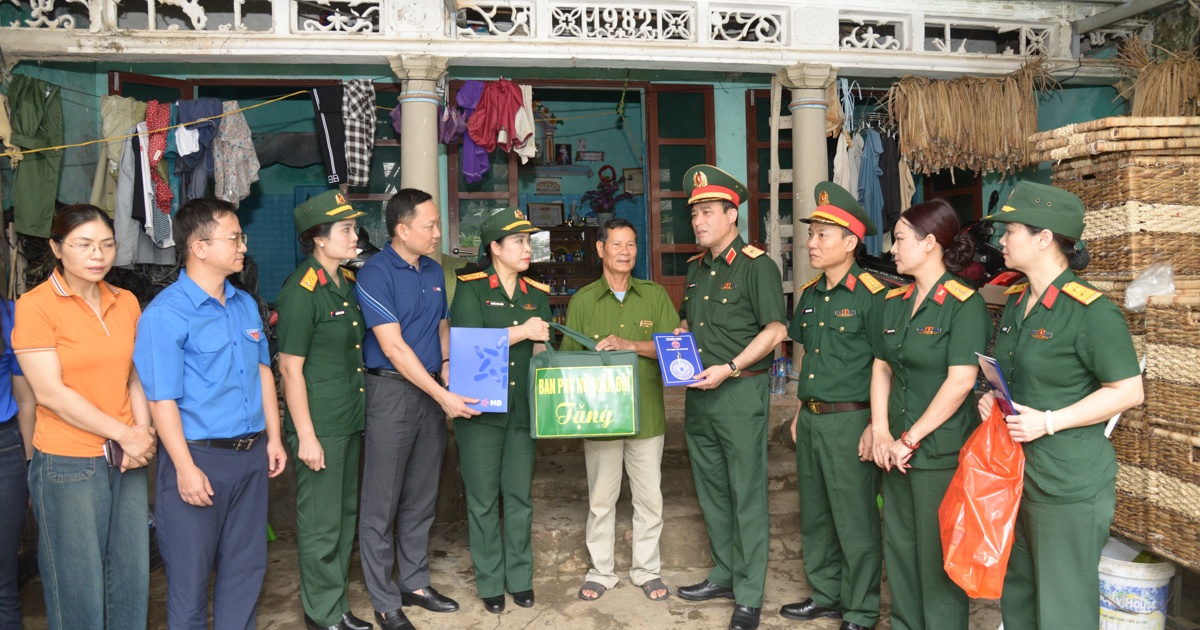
1073;0;1180;34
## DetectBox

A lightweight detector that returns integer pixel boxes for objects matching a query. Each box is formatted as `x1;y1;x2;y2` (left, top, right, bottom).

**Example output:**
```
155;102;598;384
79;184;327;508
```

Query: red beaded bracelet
899;432;920;450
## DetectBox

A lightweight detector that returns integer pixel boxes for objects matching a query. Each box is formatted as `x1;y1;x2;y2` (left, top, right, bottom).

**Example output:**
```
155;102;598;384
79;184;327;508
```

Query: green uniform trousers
795;407;881;627
882;467;967;630
1001;483;1116;630
287;431;362;627
455;418;536;598
684;375;769;608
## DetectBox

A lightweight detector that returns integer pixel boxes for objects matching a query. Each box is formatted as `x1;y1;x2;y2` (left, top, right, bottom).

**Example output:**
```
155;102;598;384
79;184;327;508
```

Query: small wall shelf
527;164;594;177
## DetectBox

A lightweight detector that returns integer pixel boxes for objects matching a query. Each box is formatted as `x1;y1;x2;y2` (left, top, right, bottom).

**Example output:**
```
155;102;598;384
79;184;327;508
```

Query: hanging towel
212;101;260;206
457;81;489;184
513;84;536;164
832;130;852;194
311;85;347;185
9;74;64;238
343;80;376;187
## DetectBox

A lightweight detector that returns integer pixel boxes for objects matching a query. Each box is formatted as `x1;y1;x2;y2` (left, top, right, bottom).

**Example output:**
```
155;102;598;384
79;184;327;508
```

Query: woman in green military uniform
868;199;990;630
275;190;373;630
450;209;552;614
980;182;1143;630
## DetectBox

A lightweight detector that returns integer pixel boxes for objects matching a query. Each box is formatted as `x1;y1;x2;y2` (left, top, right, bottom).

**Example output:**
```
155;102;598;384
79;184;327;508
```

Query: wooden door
646;84;715;308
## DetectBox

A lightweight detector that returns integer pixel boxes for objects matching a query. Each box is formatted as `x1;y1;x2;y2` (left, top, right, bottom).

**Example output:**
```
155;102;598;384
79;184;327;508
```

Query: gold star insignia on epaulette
341;268;356;282
1004;283;1029;295
798;275;820;293
299;268;319;292
858;272;885;294
741;244;765;259
1062;281;1101;305
523;276;551;293
457;271;488;282
886;285;909;300
943;279;975;302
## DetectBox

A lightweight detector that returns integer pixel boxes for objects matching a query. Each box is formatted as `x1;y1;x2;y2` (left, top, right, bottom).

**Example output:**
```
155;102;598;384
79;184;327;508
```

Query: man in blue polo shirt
134;198;287;630
355;188;480;630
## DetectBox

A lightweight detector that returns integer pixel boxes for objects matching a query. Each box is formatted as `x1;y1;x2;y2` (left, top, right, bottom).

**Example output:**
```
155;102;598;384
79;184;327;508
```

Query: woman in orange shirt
13;204;155;630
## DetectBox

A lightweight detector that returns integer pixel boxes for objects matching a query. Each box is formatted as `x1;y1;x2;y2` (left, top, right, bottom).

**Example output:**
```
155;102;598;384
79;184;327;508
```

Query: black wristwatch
727;361;741;378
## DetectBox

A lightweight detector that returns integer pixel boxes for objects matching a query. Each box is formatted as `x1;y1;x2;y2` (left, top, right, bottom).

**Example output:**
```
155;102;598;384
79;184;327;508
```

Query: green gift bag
529;323;639;439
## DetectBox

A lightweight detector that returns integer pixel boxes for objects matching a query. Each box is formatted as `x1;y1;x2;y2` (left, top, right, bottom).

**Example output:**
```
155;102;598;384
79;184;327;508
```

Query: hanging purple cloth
391;104;468;145
457;81;489;184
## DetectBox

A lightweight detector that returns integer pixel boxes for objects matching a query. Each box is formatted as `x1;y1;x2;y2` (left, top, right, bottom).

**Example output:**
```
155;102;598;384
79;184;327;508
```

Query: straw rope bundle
1116;37;1200;117
886;59;1051;175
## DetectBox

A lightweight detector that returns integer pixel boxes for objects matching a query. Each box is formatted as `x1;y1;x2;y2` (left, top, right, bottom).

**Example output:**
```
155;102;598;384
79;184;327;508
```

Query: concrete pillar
779;63;836;361
778;63;837;288
389;54;449;258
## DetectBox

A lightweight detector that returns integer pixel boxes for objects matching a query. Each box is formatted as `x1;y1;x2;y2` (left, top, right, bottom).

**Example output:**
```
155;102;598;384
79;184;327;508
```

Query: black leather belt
186;431;263;451
366;367;441;383
803;401;870;415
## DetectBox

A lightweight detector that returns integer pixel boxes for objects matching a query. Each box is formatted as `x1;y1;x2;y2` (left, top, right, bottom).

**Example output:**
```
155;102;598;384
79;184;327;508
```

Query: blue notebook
654;333;704;386
449;327;510;413
976;352;1015;416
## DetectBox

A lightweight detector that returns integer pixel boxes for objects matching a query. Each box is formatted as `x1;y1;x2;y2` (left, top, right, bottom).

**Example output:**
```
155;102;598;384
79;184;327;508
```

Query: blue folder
449;327;510;412
654;333;704;386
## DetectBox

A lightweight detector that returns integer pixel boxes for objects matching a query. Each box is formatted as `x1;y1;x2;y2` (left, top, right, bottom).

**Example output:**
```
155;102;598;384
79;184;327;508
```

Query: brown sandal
640;578;670;601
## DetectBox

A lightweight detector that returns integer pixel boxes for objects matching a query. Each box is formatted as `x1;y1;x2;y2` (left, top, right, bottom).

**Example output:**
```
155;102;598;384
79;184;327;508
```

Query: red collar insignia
724;248;737;265
316;268;328;286
519;278;528;294
1042;284;1060;309
904;284;916;300
845;274;857;291
933;285;947;305
488;274;499;289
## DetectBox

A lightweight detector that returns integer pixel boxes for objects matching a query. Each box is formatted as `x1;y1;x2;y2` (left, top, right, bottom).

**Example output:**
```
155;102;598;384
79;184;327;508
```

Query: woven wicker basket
1051;153;1200;210
1113;413;1200;572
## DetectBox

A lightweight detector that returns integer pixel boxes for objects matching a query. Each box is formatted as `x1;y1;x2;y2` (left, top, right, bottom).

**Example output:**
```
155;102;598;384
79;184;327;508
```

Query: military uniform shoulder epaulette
457;271;488;282
741;244;765;259
943;279;975;302
887;284;910;300
1004;282;1029;295
340;268;355;282
798;275;820;293
687;251;705;263
1062;281;1102;305
299;268;319;292
858;272;885;294
523;277;552;293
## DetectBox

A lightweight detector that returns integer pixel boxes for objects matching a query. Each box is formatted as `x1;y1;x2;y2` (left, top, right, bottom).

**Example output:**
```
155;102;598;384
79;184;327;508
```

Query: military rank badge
834;309;856;318
522;304;538;310
720;282;736;290
1030;328;1054;340
916;326;942;335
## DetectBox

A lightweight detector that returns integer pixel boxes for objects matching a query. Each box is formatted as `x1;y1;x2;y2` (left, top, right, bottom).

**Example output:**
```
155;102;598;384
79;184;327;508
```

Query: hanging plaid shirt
342;80;376;188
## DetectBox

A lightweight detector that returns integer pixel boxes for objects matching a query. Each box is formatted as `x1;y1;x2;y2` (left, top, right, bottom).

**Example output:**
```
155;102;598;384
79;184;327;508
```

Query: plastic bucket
1099;540;1176;630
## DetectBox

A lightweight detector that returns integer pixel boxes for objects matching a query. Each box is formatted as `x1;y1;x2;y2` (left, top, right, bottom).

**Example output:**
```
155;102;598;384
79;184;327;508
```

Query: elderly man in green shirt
560;218;679;604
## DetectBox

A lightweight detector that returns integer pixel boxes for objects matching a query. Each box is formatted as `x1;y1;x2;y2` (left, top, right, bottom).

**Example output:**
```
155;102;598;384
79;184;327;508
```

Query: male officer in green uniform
449;210;552;614
675;165;788;630
982;182;1142;630
782;182;885;630
275;190;373;630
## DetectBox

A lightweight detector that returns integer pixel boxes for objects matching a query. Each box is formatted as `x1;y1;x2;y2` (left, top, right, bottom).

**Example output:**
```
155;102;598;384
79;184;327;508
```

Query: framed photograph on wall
623;168;645;195
528;202;564;228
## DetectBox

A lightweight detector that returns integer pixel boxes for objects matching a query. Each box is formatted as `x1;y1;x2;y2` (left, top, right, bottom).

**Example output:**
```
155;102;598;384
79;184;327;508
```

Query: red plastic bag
938;401;1025;599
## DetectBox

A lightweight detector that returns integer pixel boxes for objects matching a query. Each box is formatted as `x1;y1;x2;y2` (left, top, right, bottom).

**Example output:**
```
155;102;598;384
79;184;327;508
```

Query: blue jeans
28;449;149;630
0;422;26;628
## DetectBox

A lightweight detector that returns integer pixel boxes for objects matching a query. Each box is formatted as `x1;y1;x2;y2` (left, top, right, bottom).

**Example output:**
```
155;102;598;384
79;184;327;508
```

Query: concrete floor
19;520;1007;630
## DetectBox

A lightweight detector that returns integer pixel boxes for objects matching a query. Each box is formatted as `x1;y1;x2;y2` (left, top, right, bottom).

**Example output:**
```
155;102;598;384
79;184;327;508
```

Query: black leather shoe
511;590;535;608
677;580;735;602
373;609;414;630
839;622;872;630
780;598;842;621
401;587;459;613
304;614;348;630
482;595;505;614
342;612;373;630
730;605;761;630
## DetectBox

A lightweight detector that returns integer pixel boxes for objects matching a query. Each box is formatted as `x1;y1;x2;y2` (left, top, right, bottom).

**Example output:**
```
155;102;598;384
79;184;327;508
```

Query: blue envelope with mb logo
449;327;510;413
